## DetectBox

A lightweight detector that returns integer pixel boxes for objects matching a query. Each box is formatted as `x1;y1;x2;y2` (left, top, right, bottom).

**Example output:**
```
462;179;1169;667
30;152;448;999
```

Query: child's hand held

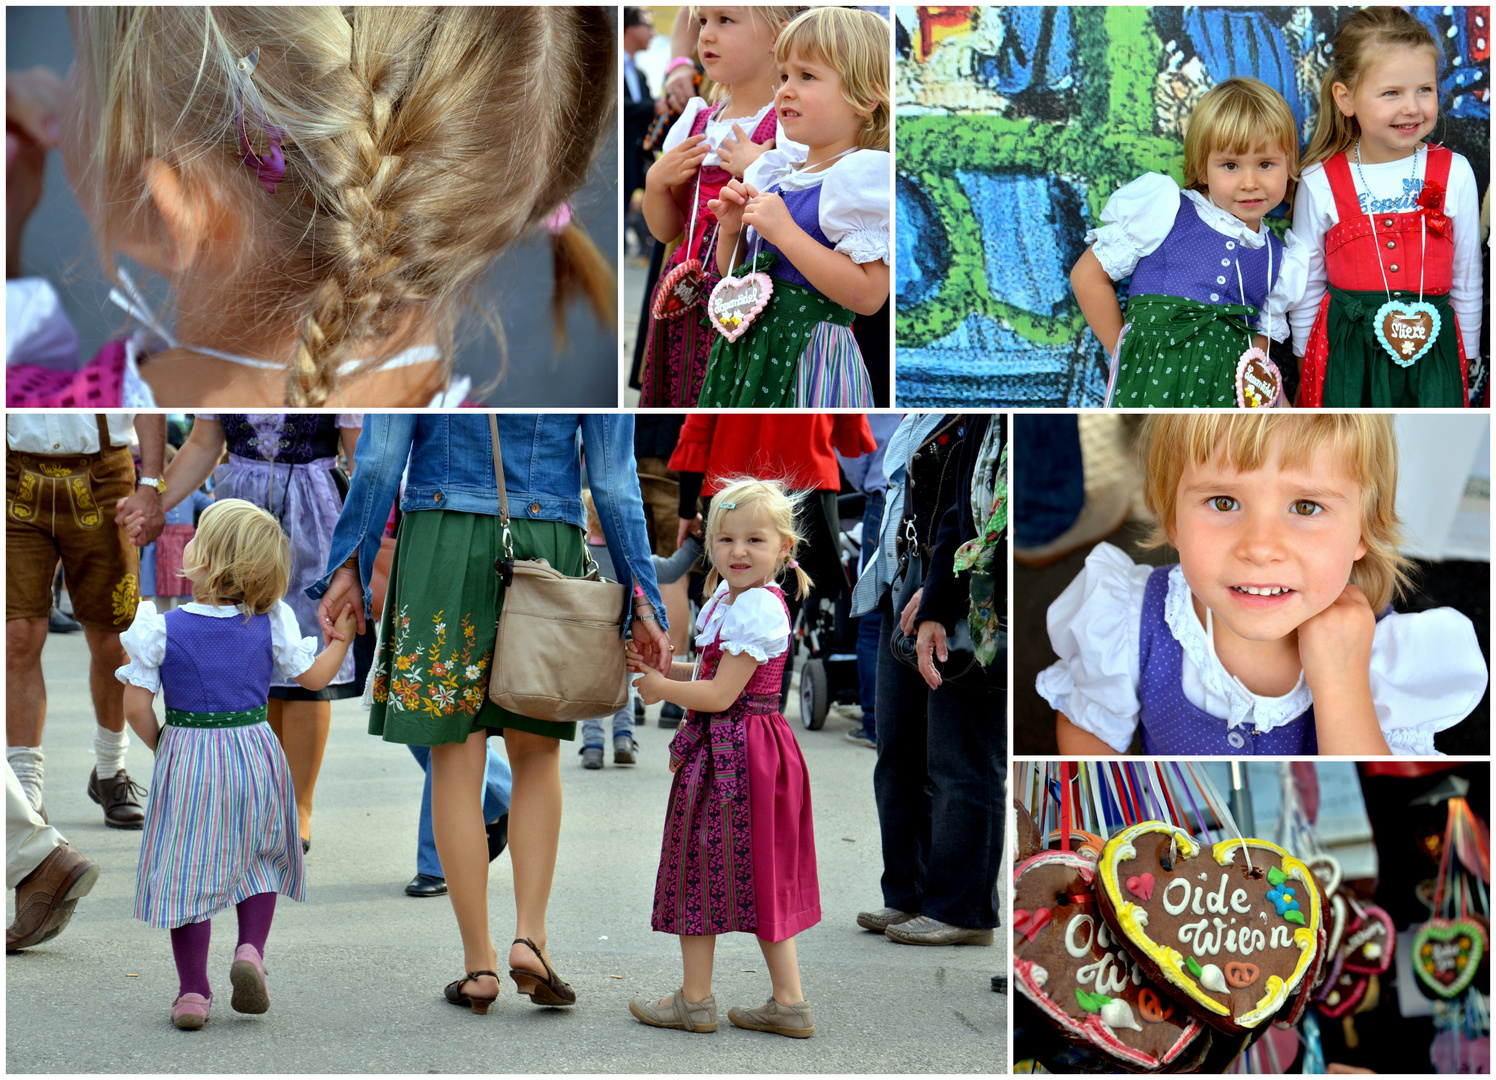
1297;581;1376;692
632;669;665;706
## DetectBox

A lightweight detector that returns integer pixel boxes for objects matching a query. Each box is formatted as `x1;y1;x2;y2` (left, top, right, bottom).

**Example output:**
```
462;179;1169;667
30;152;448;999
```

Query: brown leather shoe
7;844;100;952
87;768;147;829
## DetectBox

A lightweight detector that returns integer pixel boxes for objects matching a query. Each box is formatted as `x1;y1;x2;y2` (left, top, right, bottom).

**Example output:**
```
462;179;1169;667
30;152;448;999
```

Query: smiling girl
1290;8;1482;408
1071;78;1310;408
1037;414;1487;757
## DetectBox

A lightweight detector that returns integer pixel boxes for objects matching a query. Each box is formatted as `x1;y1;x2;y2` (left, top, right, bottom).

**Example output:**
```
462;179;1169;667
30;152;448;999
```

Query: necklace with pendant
1355;139;1439;367
1232;228;1282;408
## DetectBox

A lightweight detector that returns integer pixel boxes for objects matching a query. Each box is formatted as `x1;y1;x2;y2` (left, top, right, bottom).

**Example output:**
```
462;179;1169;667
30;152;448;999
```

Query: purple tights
169;892;277;997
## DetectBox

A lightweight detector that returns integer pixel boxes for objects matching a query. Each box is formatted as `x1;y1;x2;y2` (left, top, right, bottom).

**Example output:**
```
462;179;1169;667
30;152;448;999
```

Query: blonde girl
1071;78;1309;408
638;5;804;407
7;7;614;408
628;478;821;1039
116;499;355;1029
700;6;890;407
1037;415;1487;758
1290;8;1482;407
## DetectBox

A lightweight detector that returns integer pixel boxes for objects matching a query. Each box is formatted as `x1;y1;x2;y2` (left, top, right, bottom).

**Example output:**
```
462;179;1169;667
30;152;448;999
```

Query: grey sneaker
613;734;637;765
580;745;604;770
728;997;815;1038
629;989;718;1032
856;906;917;932
884;915;994;946
844;729;875;749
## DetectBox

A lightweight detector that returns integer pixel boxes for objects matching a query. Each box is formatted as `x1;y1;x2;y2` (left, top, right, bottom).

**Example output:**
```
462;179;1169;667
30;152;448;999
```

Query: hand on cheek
1296;581;1376;694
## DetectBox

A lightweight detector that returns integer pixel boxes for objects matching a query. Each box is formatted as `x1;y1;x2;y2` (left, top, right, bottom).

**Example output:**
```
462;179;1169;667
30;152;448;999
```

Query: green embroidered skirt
1110;293;1260;407
369;510;586;745
1319;286;1463;407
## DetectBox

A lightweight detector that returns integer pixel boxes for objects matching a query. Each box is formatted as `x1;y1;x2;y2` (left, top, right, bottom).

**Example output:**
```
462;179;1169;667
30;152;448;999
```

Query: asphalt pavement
6;628;1005;1073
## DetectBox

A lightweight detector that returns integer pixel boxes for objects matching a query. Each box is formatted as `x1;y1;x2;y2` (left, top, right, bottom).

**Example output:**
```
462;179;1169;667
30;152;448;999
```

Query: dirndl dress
651;583;821;942
116;601;316;929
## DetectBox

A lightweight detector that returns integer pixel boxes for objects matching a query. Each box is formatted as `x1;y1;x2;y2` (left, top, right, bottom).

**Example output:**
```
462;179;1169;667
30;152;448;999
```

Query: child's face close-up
1335;45;1440;162
776;50;863;150
697;7;780;91
713;505;789;593
1168;439;1368;646
1203;142;1289;231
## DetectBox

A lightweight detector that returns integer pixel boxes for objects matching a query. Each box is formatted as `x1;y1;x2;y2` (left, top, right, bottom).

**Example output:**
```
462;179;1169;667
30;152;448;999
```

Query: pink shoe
229;944;270;1014
171;992;212;1030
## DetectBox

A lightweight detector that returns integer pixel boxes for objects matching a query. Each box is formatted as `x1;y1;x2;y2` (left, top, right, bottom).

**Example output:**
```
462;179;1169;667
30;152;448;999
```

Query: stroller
793;491;867;730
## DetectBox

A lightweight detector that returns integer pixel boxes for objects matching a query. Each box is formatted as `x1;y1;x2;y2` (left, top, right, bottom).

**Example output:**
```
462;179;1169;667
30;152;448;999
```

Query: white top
1035;543;1487;756
1287;149;1483;357
115;600;320;694
1084;173;1309;342
5;278;77;373
6;413;137;455
696;581;792;663
663;96;808;169
744;148;892;266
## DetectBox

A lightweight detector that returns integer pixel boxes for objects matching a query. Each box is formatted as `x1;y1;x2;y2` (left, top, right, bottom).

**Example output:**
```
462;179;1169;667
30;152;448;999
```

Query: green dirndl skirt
1109;293;1260;408
369;510;586;745
1321;286;1463;408
697;253;856;408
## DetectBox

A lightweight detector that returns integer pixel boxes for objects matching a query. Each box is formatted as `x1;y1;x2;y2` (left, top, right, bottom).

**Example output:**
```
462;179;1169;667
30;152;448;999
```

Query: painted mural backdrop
895;6;1491;407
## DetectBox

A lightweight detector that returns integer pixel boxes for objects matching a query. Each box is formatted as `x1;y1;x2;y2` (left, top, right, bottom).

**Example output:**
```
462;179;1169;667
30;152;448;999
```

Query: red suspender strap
1423;143;1452;192
1321;152;1363;223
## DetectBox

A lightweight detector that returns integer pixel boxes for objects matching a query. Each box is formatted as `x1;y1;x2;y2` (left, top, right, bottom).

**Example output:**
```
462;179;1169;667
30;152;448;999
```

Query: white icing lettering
1270;925;1293;949
1162;878;1191;916
1225;928;1237;952
1205;875;1229;914
1389;319;1428;341
1065;914;1094;959
1231;889;1251;914
1077;952;1131;996
1191;885;1206;915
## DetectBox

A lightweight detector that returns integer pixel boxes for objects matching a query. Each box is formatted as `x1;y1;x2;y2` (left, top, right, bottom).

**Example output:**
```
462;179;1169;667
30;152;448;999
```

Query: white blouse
1287;150;1484;358
1084;173;1309;342
663;96;808;170
115;600;320;694
744;147;892;266
1035;543;1487;756
696;582;791;663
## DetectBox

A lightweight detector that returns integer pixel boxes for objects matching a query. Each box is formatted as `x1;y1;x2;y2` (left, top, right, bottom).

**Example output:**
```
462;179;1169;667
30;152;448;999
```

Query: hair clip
719;501;736;509
788;560;800;569
234;48;285;196
544;201;574;235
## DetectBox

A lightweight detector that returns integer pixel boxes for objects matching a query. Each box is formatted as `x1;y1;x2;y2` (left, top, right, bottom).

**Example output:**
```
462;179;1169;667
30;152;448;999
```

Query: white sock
93;726;130;779
6;745;44;811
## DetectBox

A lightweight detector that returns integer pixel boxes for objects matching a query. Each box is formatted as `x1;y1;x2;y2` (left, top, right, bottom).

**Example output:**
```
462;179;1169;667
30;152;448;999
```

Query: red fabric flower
1418;180;1449;236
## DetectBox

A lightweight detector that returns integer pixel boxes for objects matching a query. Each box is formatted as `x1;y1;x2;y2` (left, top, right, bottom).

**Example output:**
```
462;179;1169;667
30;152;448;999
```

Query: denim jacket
307;414;666;627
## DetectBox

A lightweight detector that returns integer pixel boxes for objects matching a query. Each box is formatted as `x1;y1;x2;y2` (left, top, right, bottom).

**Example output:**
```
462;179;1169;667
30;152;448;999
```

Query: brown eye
1211;496;1239;512
1291;500;1322;517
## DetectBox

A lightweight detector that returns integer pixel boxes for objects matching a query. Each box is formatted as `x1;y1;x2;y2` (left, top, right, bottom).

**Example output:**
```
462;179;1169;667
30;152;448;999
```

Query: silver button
1386;240;1396;249
1384;219;1394;228
1226;241;1236;250
1217;275;1227;284
1228;731;1246;749
1210;293;1220;302
1390;264;1399;272
1222;258;1231;267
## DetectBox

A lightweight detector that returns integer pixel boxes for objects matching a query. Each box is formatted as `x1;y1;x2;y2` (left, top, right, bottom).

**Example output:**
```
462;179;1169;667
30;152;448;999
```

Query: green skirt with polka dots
1108;293;1260;408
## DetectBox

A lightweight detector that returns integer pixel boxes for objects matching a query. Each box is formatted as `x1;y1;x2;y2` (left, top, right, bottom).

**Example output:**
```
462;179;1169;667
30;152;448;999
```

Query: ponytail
549;217;616;346
784;560;813;601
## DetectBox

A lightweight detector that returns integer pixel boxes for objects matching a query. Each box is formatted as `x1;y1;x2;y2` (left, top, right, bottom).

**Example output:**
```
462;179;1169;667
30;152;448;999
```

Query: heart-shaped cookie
1096;822;1323;1033
1304;854;1342;900
707;271;773;342
1234;348;1283;408
651;259;705;320
1045;829;1109;861
1341;901;1394;976
1373;300;1441;367
1316;967;1369;1018
1412;917;1486;998
1013;849;1205;1070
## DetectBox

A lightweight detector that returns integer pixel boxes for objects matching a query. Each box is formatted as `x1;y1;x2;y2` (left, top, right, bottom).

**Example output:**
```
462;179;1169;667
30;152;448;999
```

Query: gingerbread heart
1045;828;1109;861
1304;854;1342;900
651;259;705;320
1316;967;1369;1018
1412;917;1485;998
707;271;773;342
1014;800;1045;861
1234;348;1283;408
1341;902;1394;976
1012;849;1205;1070
1096;822;1323;1033
1374;300;1440;367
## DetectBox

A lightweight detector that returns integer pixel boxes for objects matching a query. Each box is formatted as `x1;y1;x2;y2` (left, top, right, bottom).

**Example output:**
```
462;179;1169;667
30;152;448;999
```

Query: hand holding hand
630;610;673;674
740;190;793;245
632;669;667;706
898;586;924;638
675;514;702;551
648;133;710;191
115;486;165;547
318;566;366;640
916;619;948;691
716;123;772;179
1298;582;1376;695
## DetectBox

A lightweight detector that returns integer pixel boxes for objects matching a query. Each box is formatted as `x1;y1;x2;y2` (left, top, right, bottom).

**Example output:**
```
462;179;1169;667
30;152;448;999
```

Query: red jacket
669;414;875;494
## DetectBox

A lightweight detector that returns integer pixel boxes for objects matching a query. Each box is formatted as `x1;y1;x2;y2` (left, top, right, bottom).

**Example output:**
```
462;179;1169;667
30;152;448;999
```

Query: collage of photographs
1;3;1488;1077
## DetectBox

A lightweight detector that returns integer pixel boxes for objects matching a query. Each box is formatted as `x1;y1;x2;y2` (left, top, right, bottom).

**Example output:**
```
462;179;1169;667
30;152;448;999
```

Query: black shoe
48;607;82;634
657;702;684;729
487;815;508;862
405;874;448;898
301;837;311;855
633;697;646;726
86;768;147;829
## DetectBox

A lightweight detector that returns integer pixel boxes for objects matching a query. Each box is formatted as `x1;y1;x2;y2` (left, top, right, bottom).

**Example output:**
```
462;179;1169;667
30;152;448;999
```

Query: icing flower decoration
1265;884;1305;925
1417;180;1449;237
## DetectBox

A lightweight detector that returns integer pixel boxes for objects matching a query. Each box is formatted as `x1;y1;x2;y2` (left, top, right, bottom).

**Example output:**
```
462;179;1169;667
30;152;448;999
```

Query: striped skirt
795;322;875;407
134;722;305;929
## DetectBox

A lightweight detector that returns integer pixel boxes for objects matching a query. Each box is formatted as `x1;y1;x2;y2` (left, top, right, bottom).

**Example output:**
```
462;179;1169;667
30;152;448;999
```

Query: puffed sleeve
817;150;891;265
662;97;709;154
1084;173;1184;281
6;278;80;371
1034;543;1154;752
744;147;797;193
1368;608;1488;755
115;600;167;692
715;588;792;662
1258;229;1309;342
268;601;319;682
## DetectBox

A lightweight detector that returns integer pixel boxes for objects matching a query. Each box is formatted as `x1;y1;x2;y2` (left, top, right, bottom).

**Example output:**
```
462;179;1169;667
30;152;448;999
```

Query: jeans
582;690;637;748
1013;414;1084;548
409;742;512;879
853;489;886;739
872;594;1005;928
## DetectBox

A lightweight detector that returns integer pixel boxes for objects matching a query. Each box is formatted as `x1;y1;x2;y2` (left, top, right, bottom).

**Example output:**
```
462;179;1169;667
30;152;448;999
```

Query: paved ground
7;630;1005;1073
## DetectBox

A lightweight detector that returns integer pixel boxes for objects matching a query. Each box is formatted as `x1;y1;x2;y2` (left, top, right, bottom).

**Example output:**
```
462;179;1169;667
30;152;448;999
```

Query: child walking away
638;6;804;407
1290;8;1483;407
115;500;356;1029
1037;415;1487;757
6;8;613;408
1072;78;1309;408
697;7;890;408
628;479;821;1038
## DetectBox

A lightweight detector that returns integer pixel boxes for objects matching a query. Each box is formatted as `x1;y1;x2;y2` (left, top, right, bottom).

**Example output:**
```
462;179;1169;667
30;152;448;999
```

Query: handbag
889;519;978;682
484;415;632;723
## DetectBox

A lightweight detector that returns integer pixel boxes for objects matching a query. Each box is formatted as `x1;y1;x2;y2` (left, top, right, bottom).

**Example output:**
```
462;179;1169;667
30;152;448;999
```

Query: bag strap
488;414;515;585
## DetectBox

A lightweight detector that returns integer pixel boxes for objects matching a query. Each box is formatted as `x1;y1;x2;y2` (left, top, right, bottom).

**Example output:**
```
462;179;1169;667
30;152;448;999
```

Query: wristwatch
137;476;166;494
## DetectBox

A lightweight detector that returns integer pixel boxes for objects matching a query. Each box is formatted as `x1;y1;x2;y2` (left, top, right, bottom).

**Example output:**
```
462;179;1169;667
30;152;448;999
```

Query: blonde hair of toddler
776;7;890;152
703;477;813;600
184;499;290;616
1182;77;1300;197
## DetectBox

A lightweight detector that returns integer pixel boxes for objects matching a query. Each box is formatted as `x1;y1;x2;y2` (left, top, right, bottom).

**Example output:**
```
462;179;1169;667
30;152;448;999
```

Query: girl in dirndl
637;6;804;407
628;478;821;1040
1290;8;1483;407
116;500;356;1030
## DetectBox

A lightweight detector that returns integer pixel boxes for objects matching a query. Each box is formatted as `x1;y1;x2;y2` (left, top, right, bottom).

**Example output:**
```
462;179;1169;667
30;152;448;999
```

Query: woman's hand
318;565;366;640
647;133;710;192
1298;582;1376;694
707;179;751;237
716;123;772;179
740;190;795;246
630;611;673;674
330;605;358;646
675;513;702;551
662;64;696;114
915;619;948;691
898;586;924;638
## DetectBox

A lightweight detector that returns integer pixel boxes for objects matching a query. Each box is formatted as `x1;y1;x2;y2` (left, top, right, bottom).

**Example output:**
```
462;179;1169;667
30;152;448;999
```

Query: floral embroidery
111;574;140;624
373;605;491;717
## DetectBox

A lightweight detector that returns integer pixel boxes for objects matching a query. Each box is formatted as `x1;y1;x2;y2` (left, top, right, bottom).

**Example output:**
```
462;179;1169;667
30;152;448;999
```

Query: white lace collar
180;601;251;618
1181;188;1272;249
1162;565;1312;731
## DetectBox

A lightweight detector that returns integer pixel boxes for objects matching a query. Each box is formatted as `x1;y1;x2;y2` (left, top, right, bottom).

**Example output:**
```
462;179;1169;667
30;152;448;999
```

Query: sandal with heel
508;937;576;1006
444;970;500;1014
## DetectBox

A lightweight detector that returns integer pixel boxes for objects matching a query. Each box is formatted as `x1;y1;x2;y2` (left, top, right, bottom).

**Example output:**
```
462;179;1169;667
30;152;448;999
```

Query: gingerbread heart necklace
1356;139;1440;367
1228;238;1283;408
651;171;709;321
707;223;773;343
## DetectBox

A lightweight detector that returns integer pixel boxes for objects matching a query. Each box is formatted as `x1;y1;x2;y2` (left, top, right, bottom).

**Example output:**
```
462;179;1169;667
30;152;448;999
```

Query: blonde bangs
703;476;814;600
776;7;890;151
1182;77;1300;190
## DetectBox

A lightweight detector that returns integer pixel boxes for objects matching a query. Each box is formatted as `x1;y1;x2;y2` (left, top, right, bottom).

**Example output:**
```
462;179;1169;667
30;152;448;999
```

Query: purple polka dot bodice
161;608;275;713
756;182;826;290
1137;566;1316;756
1128;195;1284;311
